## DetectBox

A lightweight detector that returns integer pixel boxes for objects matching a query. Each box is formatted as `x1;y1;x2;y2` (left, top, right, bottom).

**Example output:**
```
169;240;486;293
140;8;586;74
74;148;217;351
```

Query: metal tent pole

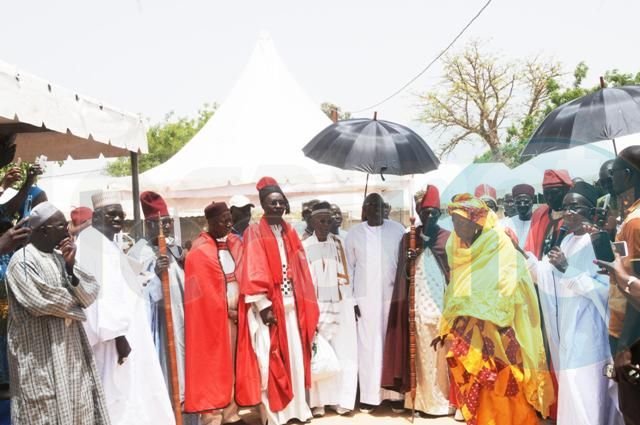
130;151;142;240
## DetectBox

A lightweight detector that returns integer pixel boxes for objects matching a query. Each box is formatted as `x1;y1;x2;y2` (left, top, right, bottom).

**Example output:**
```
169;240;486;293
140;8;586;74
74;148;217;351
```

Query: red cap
70;207;93;226
256;176;279;191
512;183;535;198
542;169;573;188
474;184;497;202
140;191;169;220
420;185;441;210
204;201;229;219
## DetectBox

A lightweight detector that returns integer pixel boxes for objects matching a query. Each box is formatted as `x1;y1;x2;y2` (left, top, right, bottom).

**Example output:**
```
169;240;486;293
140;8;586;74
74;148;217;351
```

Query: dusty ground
238;403;553;424
238;403;458;424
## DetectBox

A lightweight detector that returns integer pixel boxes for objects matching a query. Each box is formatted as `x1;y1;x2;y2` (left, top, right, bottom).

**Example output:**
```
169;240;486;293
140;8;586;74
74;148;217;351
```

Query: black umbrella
521;85;640;157
302;115;439;194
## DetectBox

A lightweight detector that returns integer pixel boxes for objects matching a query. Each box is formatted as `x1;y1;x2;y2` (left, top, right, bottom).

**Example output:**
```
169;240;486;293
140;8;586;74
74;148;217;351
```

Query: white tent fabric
132;33;361;199
106;32;413;216
0;59;148;158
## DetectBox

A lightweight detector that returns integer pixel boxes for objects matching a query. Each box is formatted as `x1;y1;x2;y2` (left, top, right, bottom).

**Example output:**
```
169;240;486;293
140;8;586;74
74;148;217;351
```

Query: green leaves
107;103;218;176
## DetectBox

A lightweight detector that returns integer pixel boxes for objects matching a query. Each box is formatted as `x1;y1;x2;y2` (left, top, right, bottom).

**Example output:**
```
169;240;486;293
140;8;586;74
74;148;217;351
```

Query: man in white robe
303;202;358;417
502;184;535;249
76;191;175;425
527;182;622;425
345;193;405;413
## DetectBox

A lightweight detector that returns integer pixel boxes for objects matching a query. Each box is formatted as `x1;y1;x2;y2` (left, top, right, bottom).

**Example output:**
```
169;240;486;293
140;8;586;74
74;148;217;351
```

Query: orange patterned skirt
446;316;539;425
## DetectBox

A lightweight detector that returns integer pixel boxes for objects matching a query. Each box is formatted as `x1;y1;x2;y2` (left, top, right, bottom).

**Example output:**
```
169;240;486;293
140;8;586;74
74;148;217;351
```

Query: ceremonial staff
157;217;183;425
408;216;417;422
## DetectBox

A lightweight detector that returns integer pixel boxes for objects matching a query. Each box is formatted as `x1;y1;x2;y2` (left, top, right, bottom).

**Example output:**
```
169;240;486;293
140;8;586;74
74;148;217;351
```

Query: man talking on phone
5;202;109;423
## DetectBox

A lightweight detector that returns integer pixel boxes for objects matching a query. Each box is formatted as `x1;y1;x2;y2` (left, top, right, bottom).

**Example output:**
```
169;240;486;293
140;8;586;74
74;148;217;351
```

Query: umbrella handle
380;167;387;181
364;173;369;198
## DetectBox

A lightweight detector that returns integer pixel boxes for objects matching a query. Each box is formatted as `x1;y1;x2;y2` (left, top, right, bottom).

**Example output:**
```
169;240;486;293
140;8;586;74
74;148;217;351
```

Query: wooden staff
157;218;183;425
408;216;417;422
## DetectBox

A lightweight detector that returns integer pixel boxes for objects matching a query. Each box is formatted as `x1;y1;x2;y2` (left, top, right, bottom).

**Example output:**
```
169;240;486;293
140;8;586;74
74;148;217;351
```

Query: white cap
91;190;121;209
229;195;255;209
28;202;61;229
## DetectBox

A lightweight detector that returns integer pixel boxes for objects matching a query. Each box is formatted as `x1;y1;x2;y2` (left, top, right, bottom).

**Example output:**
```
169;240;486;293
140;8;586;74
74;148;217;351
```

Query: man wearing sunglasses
76;190;175;425
239;176;319;425
502;184;536;249
526;182;621;425
525;169;574;260
345;192;405;414
383;185;454;418
5;202;109;423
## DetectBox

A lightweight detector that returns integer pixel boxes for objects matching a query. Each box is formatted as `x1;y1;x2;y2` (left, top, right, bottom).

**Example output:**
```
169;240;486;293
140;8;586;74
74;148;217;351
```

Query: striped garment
6;244;110;424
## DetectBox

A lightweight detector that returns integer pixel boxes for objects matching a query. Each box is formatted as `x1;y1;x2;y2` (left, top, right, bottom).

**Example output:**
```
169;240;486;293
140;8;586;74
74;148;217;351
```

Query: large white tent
111;32;410;216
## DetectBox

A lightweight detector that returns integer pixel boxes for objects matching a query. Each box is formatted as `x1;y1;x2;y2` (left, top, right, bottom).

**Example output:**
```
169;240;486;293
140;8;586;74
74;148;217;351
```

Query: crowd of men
1;143;640;425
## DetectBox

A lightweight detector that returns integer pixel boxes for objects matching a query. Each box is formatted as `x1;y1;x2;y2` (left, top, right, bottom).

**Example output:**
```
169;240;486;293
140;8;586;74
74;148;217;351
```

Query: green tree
418;41;561;164
321;102;351;121
107;103;217;176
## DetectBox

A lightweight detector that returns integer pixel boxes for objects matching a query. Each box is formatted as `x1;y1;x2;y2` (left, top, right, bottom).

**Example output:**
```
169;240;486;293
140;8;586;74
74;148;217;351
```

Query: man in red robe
523;169;572;421
184;201;256;425
382;185;454;417
238;176;319;425
525;169;573;259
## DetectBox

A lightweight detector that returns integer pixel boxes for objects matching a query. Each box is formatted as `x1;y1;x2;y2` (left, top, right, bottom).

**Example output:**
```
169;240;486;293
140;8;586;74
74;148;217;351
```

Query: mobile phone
594;207;609;226
22;194;33;218
613;241;628;258
591;231;615;262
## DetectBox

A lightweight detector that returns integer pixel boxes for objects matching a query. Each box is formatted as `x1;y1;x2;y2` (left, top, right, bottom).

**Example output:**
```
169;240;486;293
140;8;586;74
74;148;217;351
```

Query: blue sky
2;0;639;162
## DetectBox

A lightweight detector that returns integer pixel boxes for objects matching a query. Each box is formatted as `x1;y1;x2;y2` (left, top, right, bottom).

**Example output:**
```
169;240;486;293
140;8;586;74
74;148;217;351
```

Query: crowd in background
0;140;639;425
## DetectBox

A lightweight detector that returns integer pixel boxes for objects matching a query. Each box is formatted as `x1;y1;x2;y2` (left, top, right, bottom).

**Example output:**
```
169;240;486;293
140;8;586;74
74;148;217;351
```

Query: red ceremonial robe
524;204;564;259
236;218;319;412
184;232;260;412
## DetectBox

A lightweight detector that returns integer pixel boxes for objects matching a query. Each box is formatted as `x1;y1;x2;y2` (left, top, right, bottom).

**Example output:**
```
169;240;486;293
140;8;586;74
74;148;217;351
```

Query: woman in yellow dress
434;194;554;425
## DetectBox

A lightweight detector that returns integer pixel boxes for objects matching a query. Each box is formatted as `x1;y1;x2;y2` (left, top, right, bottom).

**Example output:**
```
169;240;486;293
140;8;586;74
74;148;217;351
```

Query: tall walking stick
157;218;183;425
408;217;418;422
